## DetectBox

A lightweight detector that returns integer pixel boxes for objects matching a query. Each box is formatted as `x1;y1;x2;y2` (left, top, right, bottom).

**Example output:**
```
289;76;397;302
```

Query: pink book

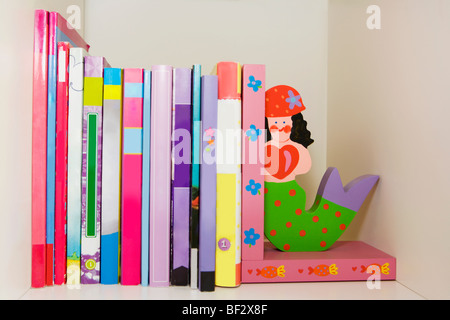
54;42;71;285
149;65;173;287
32;9;49;288
241;65;266;261
121;69;144;285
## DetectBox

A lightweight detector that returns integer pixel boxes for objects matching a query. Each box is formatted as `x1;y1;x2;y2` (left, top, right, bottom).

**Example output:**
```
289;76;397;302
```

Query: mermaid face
267;116;292;143
265;116;312;182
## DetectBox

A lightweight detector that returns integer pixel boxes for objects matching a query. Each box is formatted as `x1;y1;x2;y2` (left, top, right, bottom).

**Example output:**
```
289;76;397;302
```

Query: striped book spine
81;56;109;284
198;75;218;292
215;62;242;287
190;64;201;288
171;68;192;286
150;65;173;287
141;70;152;286
54;41;71;285
121;68;144;286
66;47;88;286
31;10;48;288
100;68;123;285
241;65;266;261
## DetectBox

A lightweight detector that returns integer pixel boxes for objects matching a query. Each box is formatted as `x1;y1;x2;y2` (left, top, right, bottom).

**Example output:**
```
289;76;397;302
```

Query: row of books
31;10;267;291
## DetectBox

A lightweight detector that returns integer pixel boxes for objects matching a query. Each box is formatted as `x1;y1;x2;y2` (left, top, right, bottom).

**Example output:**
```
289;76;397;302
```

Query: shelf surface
20;281;424;300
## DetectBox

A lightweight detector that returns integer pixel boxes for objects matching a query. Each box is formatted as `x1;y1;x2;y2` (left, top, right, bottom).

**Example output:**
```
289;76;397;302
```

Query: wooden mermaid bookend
264;85;379;252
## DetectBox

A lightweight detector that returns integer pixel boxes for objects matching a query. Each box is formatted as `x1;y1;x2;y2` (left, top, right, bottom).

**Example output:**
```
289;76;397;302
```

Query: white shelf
21;281;424;300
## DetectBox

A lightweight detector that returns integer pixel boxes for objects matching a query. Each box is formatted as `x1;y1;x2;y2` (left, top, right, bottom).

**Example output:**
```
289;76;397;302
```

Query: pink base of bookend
242;241;396;283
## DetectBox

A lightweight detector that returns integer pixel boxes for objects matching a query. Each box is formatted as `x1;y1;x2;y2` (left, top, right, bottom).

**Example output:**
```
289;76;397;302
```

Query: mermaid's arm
293;143;312;176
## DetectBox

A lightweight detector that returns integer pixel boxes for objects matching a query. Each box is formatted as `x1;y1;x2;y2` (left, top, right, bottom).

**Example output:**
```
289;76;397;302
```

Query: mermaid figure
264;85;379;252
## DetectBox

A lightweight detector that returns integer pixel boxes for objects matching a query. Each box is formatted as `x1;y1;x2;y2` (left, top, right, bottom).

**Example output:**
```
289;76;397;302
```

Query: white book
66;47;88;286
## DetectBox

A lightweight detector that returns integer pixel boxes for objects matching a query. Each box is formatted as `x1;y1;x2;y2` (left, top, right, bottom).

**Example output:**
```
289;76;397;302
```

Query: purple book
81;56;110;284
198;75;218;291
150;65;172;287
170;68;192;285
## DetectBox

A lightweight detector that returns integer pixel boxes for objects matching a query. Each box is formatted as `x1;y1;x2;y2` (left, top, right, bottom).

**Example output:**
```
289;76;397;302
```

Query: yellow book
214;62;242;287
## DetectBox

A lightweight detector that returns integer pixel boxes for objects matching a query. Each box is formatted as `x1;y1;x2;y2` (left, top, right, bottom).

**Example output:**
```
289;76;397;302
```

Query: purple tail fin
317;168;379;212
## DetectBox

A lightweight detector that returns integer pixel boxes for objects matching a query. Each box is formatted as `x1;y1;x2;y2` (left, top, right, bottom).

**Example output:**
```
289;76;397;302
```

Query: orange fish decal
361;263;389;275
256;265;285;279
308;264;338;276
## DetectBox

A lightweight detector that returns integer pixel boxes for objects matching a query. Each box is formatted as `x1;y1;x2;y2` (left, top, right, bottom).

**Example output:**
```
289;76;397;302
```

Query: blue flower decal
244;228;261;247
286;90;303;110
245;124;262;142
247;75;262;92
245;179;262;196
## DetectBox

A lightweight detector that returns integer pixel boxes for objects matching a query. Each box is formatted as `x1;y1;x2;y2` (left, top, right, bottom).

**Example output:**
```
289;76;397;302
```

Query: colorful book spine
171;68;192;286
215;62;242;287
81;56;109;284
100;68;123;285
190;64;201;289
198;75;218;292
241;65;266;261
141;70;152;286
32;9;48;288
66;47;88;286
121;68;144;286
54;41;71;285
150;65;173;287
47;11;90;286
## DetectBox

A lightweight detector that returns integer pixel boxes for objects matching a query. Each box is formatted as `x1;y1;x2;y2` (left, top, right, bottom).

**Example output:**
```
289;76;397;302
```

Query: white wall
0;0;84;299
84;0;329;209
328;0;450;299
